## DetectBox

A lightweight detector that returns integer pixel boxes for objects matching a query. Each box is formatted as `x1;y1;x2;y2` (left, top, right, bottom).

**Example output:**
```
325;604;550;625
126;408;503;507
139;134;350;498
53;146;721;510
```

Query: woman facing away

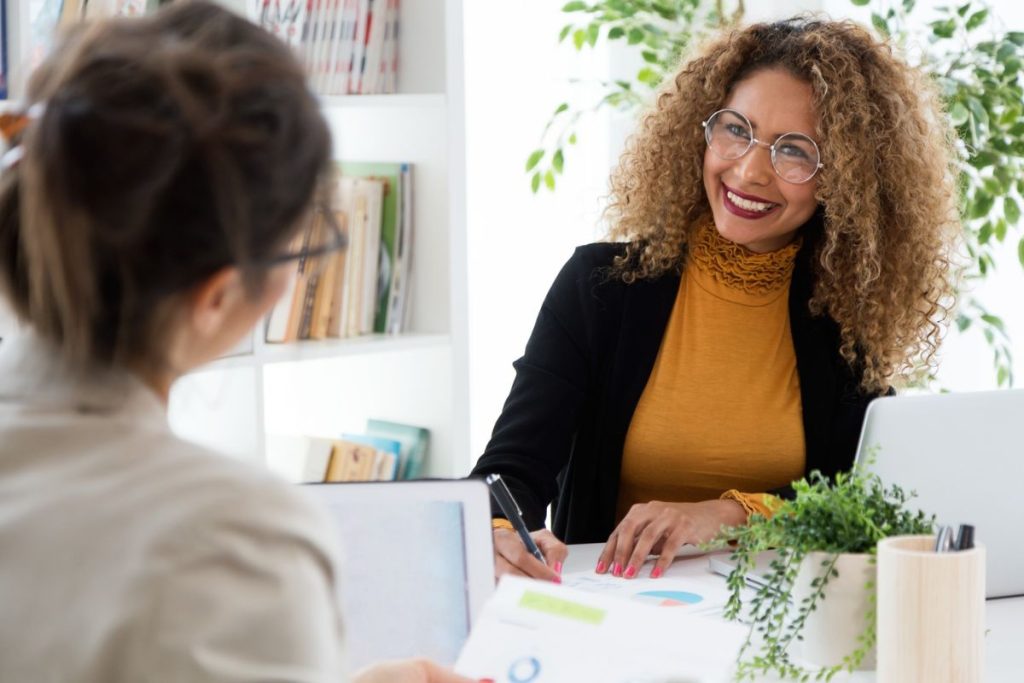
0;3;474;682
472;17;961;582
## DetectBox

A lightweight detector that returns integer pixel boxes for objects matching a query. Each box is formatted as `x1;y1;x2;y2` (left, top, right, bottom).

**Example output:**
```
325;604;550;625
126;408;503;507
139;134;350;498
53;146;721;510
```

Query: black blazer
470;234;880;544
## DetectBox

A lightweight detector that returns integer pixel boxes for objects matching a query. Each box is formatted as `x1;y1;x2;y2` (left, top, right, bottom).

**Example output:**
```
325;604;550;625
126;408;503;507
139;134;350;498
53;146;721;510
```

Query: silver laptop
304;479;495;669
854;389;1023;598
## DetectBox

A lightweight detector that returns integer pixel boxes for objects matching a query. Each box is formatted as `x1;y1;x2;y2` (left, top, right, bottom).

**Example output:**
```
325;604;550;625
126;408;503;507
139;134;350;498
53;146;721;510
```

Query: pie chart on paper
632;589;704;607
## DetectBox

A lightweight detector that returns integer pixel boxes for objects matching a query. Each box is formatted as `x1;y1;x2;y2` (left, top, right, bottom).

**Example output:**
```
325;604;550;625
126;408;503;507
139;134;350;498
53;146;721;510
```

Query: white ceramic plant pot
790;551;876;670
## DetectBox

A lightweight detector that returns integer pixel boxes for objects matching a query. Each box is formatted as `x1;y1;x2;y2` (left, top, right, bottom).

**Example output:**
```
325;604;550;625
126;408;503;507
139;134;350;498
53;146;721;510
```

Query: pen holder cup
876;535;985;683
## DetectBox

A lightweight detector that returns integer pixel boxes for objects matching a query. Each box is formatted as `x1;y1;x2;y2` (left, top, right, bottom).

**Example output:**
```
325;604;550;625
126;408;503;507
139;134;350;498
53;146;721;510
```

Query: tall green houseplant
529;0;1024;387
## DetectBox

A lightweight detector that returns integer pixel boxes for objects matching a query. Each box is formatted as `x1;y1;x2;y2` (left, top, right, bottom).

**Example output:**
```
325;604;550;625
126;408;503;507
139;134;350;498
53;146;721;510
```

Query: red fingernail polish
553;575;562;584
595;561;606;573
651;567;663;579
624;565;636;578
554;561;563;574
612;563;622;577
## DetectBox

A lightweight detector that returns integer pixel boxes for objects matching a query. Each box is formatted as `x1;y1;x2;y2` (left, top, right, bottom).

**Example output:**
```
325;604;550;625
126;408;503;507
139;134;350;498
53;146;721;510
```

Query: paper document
455;576;746;683
562;569;732;615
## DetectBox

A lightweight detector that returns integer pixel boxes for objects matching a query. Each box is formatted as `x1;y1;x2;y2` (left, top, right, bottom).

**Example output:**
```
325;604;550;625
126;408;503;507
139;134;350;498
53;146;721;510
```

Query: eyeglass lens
704;109;820;184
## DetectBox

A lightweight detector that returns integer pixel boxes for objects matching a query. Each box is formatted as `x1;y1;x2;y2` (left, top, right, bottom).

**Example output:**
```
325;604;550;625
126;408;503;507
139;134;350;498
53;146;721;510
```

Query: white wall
463;1;1024;466
463;4;615;461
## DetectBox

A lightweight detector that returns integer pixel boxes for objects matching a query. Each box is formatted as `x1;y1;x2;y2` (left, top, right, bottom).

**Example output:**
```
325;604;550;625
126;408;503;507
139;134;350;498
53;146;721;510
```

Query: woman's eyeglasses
702;108;824;184
260;201;347;274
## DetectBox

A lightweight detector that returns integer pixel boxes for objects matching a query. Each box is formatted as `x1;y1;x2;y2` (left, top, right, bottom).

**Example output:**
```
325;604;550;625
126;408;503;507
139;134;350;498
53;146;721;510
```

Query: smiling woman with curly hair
472;17;961;583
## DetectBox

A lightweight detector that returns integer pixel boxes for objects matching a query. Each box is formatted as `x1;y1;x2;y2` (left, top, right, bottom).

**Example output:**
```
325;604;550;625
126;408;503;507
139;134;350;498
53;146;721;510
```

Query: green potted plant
710;459;934;681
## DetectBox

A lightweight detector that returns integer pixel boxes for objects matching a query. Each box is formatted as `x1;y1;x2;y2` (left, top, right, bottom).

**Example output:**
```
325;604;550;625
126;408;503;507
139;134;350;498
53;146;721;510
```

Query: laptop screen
304;480;494;669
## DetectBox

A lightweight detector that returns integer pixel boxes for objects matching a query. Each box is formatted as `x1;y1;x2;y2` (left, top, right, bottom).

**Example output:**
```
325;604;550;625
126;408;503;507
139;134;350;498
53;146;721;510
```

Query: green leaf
573;28;586;50
997;366;1009;387
1019;236;1024;268
586;23;600;47
996;41;1018;63
637;67;661;86
554;102;569;115
1008;32;1024;46
969;150;999;169
981;313;1007;334
526;149;544;172
956;314;972;332
552;148;565;174
641;50;660;64
1006;197;1021;225
957;2;971;17
871;13;889;37
544;170;556;190
627;27;644;45
965;9;988;31
949;102;970;126
966;97;989;127
931;19;956;39
531;171;541;194
568;133;577;145
970;192;995;219
978;221;993;245
561;1;587;11
558;24;572;43
607;26;625;40
995;218;1008;242
850;0;870;5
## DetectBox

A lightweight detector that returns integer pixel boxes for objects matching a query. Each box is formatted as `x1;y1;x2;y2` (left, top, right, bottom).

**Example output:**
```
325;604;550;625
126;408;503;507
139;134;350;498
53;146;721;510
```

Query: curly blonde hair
606;17;961;393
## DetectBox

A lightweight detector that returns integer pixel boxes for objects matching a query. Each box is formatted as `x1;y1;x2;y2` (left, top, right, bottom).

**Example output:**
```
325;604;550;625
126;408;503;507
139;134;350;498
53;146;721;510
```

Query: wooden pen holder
876;535;985;683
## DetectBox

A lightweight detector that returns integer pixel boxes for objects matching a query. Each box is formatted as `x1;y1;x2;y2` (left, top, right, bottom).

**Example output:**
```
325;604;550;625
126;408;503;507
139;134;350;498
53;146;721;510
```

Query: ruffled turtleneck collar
685;221;801;304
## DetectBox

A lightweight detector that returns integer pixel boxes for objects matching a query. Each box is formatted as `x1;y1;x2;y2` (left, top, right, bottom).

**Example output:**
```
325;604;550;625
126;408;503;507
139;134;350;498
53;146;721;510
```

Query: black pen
484;474;546;563
954;524;975;551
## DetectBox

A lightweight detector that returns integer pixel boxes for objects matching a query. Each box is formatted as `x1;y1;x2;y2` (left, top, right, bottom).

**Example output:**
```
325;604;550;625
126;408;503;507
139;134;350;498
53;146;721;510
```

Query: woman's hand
352;658;482;683
493;528;568;583
596;499;746;579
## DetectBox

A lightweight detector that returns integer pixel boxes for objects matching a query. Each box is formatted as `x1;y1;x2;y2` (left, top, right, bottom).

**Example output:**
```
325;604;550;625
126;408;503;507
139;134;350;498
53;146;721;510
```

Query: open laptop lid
853;389;1024;598
304;479;494;668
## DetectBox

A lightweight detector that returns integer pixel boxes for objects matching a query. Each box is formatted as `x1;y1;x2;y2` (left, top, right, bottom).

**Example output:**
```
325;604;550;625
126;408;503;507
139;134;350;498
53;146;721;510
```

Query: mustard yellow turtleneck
616;223;805;522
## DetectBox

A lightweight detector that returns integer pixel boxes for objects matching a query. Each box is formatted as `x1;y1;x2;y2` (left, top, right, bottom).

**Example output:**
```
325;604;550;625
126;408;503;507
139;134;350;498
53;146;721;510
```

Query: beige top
617;224;806;521
0;333;346;682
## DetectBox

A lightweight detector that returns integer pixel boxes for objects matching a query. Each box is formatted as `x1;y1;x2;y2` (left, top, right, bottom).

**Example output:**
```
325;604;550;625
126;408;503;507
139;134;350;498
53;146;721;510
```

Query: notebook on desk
304;479;494;669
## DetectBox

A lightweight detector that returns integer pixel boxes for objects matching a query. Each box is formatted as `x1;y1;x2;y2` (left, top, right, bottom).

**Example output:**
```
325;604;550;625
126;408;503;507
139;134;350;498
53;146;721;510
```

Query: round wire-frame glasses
702;108;824;184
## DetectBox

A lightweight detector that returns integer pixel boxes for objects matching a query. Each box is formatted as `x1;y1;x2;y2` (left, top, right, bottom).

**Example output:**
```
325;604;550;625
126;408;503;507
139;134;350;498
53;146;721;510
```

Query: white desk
562;543;1024;682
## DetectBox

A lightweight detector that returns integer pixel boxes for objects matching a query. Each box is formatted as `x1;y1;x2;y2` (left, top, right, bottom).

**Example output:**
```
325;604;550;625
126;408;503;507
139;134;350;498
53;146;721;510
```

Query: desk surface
562;543;1023;682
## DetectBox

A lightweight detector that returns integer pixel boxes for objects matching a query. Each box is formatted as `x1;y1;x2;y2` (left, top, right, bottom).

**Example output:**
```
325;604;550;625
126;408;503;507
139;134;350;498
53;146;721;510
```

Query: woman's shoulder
125;432;341;565
565;241;629;271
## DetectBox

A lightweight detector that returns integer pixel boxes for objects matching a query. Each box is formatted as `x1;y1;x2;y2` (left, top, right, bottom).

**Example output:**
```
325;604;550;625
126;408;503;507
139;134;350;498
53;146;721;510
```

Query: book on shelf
266;420;428;483
263;161;412;345
365;418;428;480
248;0;400;95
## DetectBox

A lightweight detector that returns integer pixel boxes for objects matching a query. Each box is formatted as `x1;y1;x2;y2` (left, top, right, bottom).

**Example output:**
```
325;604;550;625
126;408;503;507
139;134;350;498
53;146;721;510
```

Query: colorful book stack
247;0;400;95
266;419;429;483
264;161;412;343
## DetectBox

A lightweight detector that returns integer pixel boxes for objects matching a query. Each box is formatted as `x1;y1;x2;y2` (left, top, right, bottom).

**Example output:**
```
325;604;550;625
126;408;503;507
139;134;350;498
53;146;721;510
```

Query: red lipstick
721;182;779;220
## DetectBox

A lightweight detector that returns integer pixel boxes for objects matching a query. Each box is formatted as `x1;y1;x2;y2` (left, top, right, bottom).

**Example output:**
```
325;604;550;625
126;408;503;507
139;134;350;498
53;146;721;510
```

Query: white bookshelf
0;0;468;477
169;0;470;477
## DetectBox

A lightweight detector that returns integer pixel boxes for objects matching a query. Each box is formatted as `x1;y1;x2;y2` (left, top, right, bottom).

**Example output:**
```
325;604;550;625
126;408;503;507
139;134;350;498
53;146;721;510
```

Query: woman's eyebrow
734;109;818;142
